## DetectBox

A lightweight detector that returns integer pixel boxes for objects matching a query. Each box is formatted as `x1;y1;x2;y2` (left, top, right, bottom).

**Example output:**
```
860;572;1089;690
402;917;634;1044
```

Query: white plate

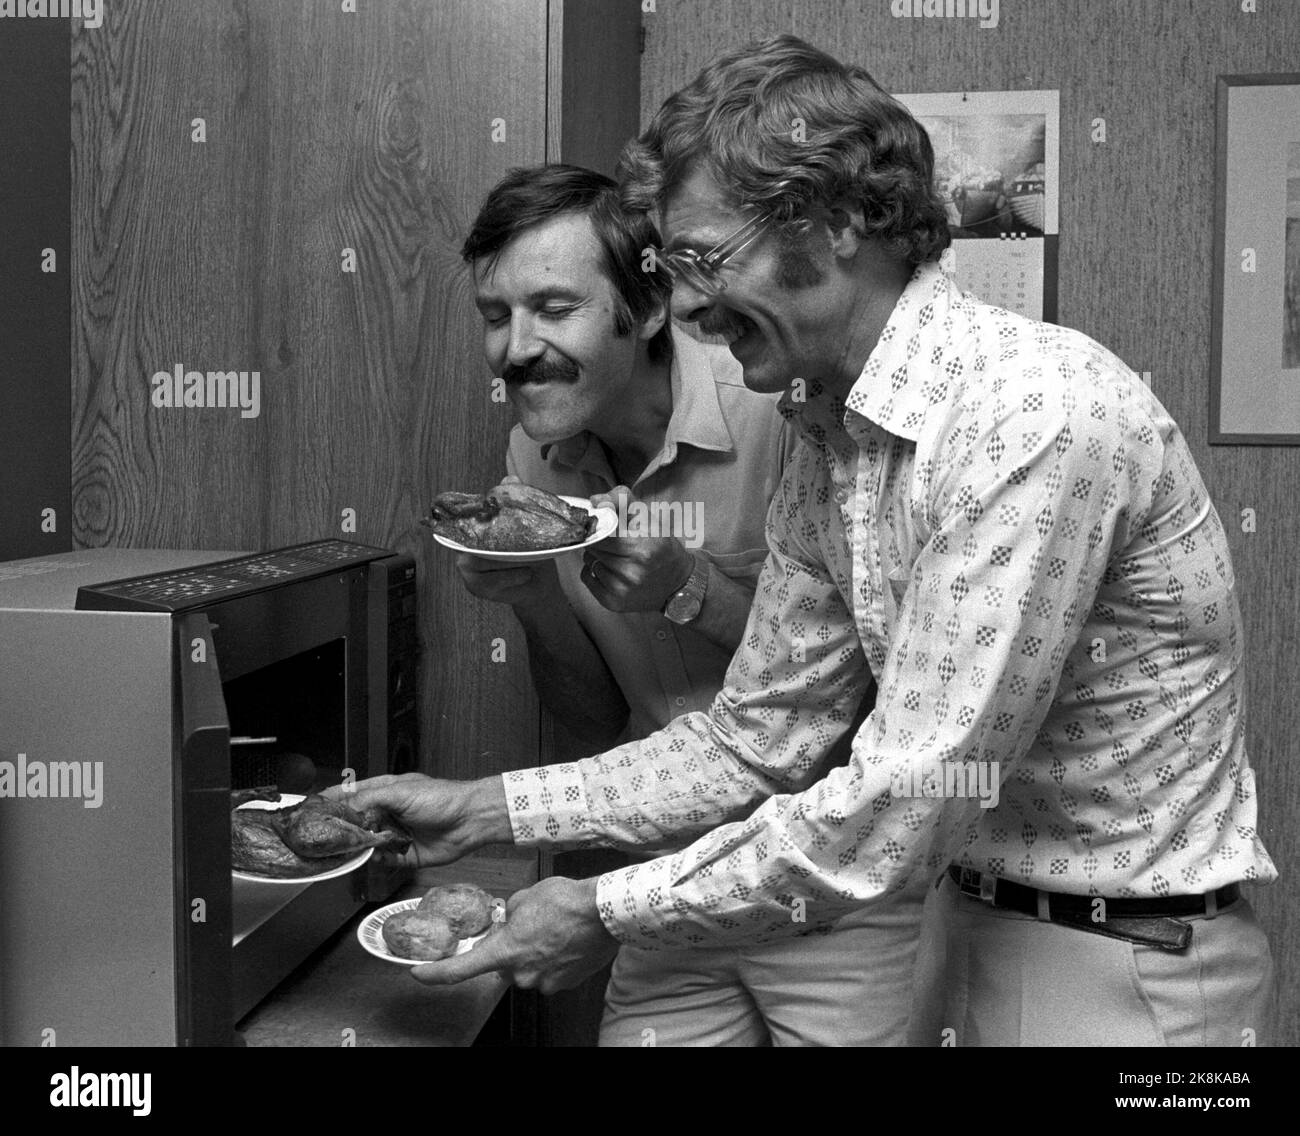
428;494;618;563
357;898;494;966
231;793;374;885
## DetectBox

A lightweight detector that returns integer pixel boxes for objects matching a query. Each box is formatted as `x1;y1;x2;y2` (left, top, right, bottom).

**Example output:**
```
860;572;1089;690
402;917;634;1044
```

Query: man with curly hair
453;163;927;1046
350;35;1275;1046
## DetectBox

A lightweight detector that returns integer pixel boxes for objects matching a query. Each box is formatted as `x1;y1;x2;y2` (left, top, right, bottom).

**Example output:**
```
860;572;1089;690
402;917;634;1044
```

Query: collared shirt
505;263;1277;950
507;327;798;741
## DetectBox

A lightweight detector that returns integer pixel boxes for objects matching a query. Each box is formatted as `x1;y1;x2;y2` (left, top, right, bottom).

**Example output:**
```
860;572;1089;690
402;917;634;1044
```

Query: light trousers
909;874;1276;1047
598;871;931;1047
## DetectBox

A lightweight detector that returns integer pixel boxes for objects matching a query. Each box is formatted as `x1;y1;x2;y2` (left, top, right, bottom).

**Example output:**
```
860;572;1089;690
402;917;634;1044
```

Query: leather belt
946;866;1240;951
947;866;1240;917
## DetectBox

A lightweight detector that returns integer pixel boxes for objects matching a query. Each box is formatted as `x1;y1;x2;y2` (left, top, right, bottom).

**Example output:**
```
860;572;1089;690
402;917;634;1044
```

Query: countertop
237;851;537;1047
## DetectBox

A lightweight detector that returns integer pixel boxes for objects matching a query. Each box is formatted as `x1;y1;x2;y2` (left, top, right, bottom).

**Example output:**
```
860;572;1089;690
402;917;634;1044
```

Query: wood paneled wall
70;0;568;784
642;0;1300;1044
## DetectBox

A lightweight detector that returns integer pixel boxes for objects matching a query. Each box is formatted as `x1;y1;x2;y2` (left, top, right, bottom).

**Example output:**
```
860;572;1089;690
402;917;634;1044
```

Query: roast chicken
423;483;594;552
231;790;411;878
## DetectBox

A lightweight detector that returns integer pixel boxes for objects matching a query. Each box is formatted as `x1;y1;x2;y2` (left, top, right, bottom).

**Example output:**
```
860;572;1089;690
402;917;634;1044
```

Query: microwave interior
224;639;348;794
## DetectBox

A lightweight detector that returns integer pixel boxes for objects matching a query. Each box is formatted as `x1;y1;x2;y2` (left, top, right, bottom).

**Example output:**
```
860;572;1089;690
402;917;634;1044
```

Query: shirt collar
539;326;735;482
779;260;961;446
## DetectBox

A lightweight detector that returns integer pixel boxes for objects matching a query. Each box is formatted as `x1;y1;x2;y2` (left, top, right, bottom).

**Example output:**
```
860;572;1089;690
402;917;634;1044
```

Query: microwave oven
0;541;418;1046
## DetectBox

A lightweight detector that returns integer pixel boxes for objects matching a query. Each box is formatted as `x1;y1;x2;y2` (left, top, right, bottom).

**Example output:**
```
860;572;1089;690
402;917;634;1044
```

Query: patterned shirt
504;262;1277;950
507;327;796;742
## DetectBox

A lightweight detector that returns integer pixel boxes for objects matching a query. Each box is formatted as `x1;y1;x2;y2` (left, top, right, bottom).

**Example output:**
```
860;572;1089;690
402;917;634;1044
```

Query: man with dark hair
352;38;1275;1046
448;163;928;1046
462;164;676;366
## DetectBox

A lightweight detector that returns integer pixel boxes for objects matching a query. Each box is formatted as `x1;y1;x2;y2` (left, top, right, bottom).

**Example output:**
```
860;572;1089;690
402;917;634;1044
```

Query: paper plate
428;495;618;563
357;898;493;967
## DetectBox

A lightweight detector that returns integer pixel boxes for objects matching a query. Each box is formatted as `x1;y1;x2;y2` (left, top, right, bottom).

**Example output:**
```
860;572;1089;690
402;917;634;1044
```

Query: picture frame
1210;74;1300;445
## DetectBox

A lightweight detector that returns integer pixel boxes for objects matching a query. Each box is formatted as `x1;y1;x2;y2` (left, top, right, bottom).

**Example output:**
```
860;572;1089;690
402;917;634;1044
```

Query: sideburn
775;224;827;290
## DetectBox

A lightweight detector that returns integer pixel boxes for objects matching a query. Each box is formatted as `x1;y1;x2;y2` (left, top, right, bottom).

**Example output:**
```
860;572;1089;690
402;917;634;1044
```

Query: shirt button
656;630;667;640
835;488;851;505
674;696;686;707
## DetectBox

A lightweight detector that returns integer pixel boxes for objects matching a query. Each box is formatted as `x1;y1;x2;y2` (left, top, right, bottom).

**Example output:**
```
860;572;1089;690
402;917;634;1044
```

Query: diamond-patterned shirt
503;261;1277;949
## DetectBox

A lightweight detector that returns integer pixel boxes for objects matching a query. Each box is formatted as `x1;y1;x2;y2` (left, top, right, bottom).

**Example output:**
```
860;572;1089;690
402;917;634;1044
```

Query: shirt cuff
501;765;593;846
594;854;690;949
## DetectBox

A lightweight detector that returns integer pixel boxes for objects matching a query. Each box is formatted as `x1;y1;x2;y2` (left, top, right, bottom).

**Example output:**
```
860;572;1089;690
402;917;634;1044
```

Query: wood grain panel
643;0;1300;1044
71;0;551;782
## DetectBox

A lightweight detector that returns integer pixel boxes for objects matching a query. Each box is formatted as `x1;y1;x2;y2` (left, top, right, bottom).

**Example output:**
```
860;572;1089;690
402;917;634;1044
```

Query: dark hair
461;164;673;362
619;34;950;266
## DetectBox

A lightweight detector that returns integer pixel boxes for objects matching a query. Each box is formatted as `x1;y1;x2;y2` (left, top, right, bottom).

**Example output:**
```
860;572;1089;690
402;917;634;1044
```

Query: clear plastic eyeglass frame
658;212;772;297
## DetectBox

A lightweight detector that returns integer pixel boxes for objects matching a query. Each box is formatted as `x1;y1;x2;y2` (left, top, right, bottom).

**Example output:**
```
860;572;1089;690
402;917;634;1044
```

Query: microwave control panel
74;540;394;612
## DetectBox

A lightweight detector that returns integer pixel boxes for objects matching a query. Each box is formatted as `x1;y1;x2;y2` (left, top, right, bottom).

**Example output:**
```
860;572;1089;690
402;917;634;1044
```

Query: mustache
698;311;750;339
502;354;580;386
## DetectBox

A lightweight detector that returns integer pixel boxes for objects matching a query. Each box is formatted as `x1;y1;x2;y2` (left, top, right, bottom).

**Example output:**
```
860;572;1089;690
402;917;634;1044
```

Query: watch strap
662;552;708;622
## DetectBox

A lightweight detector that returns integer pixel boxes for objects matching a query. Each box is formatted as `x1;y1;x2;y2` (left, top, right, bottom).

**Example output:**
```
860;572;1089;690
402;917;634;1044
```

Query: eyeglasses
657;211;772;297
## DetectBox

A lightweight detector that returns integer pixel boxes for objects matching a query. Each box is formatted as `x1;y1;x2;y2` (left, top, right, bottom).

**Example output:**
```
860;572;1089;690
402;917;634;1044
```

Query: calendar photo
917;113;1049;240
898;90;1060;323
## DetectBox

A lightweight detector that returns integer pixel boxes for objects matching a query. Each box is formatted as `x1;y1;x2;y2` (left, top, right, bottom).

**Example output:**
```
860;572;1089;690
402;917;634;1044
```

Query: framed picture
1210;74;1300;445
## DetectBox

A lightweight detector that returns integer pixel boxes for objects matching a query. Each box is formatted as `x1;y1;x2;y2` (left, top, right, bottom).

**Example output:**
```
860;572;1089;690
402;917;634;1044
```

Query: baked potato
417;883;494;938
381;910;460;961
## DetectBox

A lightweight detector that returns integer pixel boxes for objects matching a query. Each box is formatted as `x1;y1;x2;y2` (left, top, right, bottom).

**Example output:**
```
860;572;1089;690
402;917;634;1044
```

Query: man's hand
323;773;510;867
408;876;619;995
452;476;568;610
455;552;563;610
583;485;694;613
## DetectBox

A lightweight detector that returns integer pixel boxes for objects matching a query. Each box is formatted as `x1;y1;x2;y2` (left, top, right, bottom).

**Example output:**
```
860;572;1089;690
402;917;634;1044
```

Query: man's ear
825;199;867;262
636;294;670;343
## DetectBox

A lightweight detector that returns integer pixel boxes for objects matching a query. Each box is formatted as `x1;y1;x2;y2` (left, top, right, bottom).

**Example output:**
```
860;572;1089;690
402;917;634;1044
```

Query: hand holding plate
407;876;619;995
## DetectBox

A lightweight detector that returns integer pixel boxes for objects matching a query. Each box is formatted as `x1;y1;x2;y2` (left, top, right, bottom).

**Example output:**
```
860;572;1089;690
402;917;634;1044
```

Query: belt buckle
957;867;998;904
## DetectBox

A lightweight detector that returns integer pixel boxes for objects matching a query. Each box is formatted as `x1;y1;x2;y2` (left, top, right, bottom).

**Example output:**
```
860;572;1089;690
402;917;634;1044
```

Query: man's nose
506;314;544;366
669;278;715;325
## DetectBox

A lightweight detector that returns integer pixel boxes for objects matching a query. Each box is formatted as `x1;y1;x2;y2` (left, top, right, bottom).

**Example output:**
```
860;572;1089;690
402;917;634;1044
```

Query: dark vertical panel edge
0;19;73;560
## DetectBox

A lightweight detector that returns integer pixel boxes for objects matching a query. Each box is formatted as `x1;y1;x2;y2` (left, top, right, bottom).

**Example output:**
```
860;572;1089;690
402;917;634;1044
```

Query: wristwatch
662;553;709;625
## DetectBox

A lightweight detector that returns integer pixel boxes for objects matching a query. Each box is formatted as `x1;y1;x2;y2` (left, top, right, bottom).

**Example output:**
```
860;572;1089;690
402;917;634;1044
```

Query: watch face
665;590;703;623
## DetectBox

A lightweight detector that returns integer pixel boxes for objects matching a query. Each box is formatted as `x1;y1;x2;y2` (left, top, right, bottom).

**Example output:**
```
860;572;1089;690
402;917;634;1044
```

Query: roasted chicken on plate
231;790;411;878
423;483;594;552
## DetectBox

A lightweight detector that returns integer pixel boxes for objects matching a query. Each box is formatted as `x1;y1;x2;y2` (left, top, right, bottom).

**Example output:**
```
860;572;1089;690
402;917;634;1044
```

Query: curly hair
619;35;950;266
